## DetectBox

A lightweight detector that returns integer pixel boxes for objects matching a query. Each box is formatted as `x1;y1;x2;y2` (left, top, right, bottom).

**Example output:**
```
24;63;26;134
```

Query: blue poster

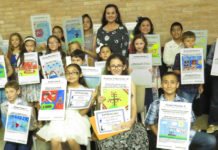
7;114;29;133
182;56;202;71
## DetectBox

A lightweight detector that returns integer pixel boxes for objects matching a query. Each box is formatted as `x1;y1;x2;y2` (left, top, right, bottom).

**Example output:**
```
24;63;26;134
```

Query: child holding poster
173;31;204;103
145;72;216;150
37;64;97;150
1;80;35;150
52;26;67;54
96;54;149;149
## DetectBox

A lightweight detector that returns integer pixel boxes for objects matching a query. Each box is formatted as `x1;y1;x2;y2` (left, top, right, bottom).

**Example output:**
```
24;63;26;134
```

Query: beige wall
0;0;217;45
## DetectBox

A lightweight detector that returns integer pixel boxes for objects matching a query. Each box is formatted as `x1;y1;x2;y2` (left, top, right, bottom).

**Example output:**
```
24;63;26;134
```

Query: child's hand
128;68;133;73
149;68;153;73
15;68;19;73
198;84;204;94
97;96;106;103
120;121;134;130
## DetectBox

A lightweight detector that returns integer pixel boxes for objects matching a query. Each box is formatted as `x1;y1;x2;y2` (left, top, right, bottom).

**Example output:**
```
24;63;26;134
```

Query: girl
6;32;23;80
52;26;67;54
97;45;112;61
82;14;97;66
68;41;82;56
37;64;96;150
96;54;149;149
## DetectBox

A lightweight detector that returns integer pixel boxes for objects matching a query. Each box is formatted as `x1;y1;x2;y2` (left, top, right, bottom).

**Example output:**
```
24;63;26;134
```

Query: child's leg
4;142;17;150
67;138;80;150
51;138;62;150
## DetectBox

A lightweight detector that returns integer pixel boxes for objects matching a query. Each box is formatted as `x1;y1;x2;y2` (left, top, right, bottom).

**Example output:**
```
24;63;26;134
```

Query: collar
159;94;183;102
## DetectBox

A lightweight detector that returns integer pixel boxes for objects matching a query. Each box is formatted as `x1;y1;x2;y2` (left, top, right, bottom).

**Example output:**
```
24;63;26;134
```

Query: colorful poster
129;53;152;87
38;78;67;120
18;52;40;85
211;39;218;76
4;104;32;144
101;75;131;121
0;40;9;54
40;52;65;79
67;88;94;109
157;101;191;150
0;55;7;88
63;17;84;50
145;34;162;66
95;108;127;134
180;48;204;84
124;22;137;43
191;30;208;60
95;61;106;75
81;66;101;88
30;14;52;45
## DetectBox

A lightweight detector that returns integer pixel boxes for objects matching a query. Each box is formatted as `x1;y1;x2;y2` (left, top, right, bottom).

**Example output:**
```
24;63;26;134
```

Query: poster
40;52;65;79
191;30;208;60
180;48;204;84
95;108;126;134
101;75;131;121
4;104;32;144
38;78;67;120
95;61;106;75
63;17;84;50
66;56;71;66
18;52;40;85
157;101;191;150
81;66;101;88
0;40;9;54
93;24;101;34
129;53;152;87
67;88;94;109
0;55;7;88
145;34;162;66
211;39;218;76
124;22;137;42
30;14;52;45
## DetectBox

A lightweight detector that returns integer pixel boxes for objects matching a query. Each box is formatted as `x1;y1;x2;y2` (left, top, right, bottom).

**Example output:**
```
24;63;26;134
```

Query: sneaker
206;125;218;133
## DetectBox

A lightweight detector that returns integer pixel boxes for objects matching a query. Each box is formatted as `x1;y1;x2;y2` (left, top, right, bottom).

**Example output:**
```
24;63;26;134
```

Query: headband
24;37;36;43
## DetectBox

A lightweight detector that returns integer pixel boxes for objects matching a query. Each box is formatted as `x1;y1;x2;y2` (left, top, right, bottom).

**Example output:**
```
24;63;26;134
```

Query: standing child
96;54;149;149
145;72;216;150
52;26;66;54
37;64;96;150
173;31;204;103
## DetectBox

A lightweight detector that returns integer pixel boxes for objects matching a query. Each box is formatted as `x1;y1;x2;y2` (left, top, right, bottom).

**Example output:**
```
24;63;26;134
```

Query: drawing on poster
19;61;38;76
182;56;202;71
0;63;6;78
33;22;50;43
42;61;64;79
6;114;29;133
66;25;83;44
148;43;159;57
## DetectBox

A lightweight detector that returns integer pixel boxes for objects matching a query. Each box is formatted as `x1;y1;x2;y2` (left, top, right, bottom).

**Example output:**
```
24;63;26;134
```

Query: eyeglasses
48;42;59;45
110;65;123;69
66;72;79;76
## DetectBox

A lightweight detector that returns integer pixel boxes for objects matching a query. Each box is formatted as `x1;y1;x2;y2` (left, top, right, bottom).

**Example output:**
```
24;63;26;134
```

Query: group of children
0;4;218;150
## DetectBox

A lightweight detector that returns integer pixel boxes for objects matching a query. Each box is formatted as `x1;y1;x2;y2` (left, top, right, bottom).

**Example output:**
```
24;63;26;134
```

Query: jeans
208;77;218;125
190;131;216;150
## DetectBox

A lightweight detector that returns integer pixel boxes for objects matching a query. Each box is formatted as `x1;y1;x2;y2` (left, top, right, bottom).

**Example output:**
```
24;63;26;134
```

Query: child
97;45;113;61
71;49;86;66
68;41;82;56
173;31;204;103
37;64;96;150
163;22;184;71
52;26;66;54
1;80;35;150
96;54;149;149
145;72;216;150
6;33;23;80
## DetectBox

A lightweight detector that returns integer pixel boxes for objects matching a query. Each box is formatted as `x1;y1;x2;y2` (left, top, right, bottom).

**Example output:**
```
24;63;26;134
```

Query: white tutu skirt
37;110;91;145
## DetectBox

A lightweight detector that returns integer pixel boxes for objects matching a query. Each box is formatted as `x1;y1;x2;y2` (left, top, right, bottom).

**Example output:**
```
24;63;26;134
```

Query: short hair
162;72;179;82
5;80;20;90
170;22;183;32
71;49;85;60
181;31;196;42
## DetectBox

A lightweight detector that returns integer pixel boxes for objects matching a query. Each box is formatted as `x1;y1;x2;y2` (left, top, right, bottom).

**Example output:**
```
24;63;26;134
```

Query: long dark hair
133;17;154;36
101;4;123;27
105;54;128;75
52;26;65;42
131;34;148;54
65;64;88;87
82;14;93;30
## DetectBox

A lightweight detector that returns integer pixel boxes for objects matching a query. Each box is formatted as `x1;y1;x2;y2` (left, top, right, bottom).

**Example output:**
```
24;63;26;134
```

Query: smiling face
52;28;63;40
48;37;60;52
134;38;145;53
107;58;126;75
139;20;151;34
105;7;117;23
11;35;20;49
5;87;20;104
183;37;195;48
65;66;82;84
99;47;112;60
161;74;179;96
25;41;36;52
71;56;84;66
171;25;183;41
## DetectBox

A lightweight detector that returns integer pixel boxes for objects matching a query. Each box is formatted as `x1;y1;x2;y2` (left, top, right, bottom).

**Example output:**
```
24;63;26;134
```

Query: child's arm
4;54;13;77
150;124;158;136
81;47;97;59
198;84;204;94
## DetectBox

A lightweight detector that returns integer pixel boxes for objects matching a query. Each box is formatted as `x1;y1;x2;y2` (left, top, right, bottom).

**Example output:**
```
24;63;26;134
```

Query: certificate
157;101;192;150
63;17;84;50
211;39;218;76
145;34;162;66
4;104;32;144
67;88;94;109
81;66;101;88
191;30;208;60
95;108;126;134
0;55;7;88
18;52;40;85
38;78;67;120
40;52;65;79
180;48;204;84
95;61;106;75
30;14;52;45
101;75;131;121
129;53;152;87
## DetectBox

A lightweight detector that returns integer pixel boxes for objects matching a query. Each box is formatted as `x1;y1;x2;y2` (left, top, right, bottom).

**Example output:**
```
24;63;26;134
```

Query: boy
173;31;204;103
71;49;86;66
145;72;216;150
163;22;184;71
1;80;35;150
